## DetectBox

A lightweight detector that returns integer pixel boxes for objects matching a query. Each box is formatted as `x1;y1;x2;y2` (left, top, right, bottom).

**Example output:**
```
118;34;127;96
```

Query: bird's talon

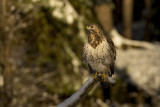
102;72;107;82
94;72;98;79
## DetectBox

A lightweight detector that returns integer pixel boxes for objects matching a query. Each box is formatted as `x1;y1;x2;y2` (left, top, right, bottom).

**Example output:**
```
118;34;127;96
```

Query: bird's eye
90;26;93;28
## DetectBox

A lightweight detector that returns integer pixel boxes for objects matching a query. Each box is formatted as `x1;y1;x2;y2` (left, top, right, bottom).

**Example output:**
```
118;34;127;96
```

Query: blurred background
0;0;160;107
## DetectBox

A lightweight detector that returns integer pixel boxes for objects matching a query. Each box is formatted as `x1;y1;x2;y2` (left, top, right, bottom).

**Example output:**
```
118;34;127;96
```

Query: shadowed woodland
0;0;160;107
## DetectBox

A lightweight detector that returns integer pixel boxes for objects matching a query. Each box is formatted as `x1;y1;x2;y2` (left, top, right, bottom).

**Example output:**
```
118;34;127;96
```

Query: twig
57;76;116;107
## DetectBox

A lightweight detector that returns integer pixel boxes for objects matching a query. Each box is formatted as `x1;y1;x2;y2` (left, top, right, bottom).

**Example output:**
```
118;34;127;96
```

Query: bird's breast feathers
82;40;111;72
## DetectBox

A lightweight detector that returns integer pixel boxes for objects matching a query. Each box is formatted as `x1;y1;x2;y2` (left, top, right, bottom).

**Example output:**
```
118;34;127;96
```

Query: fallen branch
57;76;116;107
110;28;155;49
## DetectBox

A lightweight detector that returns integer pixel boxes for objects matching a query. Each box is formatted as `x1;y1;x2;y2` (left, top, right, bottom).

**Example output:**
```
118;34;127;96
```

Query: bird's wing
106;35;116;61
102;36;116;64
88;64;95;74
110;63;115;75
101;33;116;75
81;43;88;64
106;35;116;75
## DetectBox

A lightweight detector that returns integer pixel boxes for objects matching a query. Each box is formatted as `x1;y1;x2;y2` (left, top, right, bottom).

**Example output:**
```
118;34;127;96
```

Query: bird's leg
93;72;98;79
102;66;110;81
102;72;107;82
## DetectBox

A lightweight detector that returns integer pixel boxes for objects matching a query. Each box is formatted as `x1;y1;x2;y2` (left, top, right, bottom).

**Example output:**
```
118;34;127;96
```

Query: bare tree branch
57;76;116;107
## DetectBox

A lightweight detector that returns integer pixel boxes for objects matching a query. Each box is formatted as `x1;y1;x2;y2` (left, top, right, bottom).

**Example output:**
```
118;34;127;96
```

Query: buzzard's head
86;24;101;34
86;24;104;48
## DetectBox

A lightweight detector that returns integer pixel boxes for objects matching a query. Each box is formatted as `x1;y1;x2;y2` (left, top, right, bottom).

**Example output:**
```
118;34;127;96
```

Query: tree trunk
0;0;13;106
144;0;151;41
94;2;113;32
122;0;134;39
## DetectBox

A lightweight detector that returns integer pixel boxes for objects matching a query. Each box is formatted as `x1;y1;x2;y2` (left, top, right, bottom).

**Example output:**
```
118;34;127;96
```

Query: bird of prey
81;24;116;81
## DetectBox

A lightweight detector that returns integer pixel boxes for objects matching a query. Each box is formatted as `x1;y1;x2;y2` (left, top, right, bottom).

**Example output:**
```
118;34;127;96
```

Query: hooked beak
86;26;89;29
86;26;90;30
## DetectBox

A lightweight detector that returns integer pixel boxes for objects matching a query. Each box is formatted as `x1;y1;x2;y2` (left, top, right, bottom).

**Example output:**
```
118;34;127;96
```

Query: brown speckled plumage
81;24;116;77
